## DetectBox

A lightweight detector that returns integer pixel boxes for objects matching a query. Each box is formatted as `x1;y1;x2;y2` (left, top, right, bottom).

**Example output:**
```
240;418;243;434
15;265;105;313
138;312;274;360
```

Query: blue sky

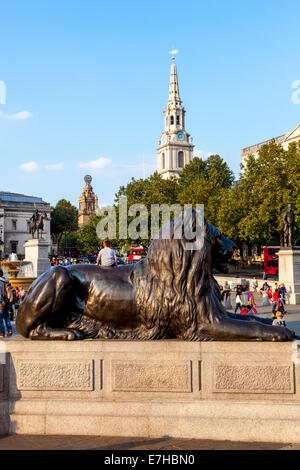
1;0;300;207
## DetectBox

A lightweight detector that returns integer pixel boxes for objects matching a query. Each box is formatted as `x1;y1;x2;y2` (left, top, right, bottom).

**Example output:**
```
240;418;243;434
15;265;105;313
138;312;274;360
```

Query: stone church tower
78;175;98;226
157;56;194;179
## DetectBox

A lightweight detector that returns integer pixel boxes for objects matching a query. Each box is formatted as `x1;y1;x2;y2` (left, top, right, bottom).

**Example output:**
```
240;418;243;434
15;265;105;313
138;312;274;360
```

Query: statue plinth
278;246;300;305
24;239;50;278
2;338;300;442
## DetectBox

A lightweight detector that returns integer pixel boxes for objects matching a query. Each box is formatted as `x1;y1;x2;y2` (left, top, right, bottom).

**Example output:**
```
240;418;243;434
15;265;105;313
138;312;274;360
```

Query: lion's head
134;209;236;340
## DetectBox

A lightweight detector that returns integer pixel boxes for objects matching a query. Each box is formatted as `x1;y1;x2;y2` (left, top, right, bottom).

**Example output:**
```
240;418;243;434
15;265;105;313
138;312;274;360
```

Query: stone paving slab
0;434;294;450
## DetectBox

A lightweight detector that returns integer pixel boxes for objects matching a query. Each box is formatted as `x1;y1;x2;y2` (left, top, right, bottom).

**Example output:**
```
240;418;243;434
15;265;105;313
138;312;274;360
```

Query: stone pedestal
24;239;50;278
2;338;300;443
278;247;300;305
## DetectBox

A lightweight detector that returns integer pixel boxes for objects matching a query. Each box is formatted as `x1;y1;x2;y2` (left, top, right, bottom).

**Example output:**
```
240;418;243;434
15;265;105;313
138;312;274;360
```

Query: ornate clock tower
157;55;194;179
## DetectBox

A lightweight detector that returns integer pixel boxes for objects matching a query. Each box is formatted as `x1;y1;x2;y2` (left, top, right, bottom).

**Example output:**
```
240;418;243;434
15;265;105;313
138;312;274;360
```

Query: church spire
157;52;194;180
168;56;181;106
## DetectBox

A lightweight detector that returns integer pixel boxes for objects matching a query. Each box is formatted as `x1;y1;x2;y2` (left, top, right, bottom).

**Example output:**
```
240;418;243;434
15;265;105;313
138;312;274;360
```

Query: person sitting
223;282;230;299
271;289;280;315
240;305;248;315
272;311;286;328
276;298;286;316
96;239;118;268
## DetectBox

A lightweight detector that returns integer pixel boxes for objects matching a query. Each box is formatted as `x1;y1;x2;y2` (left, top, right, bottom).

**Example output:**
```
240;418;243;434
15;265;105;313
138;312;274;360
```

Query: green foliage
51;199;78;253
113;172;180;248
52;145;300;254
60;232;81;250
236;142;300;245
177;155;234;225
78;214;102;253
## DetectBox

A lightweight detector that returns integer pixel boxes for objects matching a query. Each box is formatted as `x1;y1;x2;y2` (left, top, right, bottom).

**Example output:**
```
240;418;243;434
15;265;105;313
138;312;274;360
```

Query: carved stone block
17;360;94;391
213;363;294;394
111;360;192;392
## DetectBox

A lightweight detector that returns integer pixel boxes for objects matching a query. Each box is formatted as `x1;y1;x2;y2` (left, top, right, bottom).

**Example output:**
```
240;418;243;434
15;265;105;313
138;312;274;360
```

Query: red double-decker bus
127;247;148;264
264;246;280;276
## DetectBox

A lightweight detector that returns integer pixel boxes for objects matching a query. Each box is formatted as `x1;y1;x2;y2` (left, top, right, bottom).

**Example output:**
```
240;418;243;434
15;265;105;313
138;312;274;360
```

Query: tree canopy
51;145;300;254
51;199;78;252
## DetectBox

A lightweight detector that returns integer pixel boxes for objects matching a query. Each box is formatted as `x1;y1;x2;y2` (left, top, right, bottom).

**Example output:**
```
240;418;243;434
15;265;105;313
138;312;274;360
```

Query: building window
170;116;174;125
162;153;165;169
10;241;18;254
178;151;184;168
12;220;17;231
176;115;180;125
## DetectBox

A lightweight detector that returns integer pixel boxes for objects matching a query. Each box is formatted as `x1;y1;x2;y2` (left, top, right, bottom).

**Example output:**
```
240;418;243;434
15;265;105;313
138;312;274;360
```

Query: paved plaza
0;434;298;450
226;292;300;336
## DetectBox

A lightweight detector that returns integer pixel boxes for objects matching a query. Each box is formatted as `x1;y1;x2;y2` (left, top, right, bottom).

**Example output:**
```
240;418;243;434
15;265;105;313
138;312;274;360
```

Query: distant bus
127;247;148;264
264;246;280;276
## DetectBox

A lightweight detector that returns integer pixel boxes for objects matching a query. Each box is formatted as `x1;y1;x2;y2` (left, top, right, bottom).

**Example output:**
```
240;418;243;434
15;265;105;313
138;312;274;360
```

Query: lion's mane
67;216;227;341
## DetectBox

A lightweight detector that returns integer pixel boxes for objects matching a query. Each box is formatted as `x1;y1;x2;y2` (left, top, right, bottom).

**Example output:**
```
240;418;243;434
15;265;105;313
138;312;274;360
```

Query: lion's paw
65;329;84;340
269;327;294;342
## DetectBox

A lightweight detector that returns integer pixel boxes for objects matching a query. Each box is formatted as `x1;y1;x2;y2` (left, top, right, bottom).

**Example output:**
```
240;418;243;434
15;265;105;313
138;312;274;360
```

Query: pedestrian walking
279;283;287;305
234;292;242;313
0;270;13;338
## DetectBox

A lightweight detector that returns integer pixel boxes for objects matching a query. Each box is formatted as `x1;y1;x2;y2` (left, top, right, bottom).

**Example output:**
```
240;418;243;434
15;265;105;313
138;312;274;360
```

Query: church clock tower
157;55;194;179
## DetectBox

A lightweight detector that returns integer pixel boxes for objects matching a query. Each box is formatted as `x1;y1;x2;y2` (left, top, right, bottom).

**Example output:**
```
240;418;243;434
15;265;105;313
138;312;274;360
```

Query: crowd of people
0;269;26;338
232;280;288;327
50;256;91;266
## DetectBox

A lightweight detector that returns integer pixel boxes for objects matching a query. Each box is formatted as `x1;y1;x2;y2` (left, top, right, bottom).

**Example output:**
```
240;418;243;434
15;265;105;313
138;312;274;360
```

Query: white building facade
241;123;300;169
157;57;194;179
0;192;51;258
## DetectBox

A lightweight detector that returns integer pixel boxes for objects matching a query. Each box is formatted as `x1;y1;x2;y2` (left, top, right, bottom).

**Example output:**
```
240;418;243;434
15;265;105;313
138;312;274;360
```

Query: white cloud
5;110;32;120
19;161;64;173
77;155;156;179
194;149;214;160
19;161;40;172
77;157;111;170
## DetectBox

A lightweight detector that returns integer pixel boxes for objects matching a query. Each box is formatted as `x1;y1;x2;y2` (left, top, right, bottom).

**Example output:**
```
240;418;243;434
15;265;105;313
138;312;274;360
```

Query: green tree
78;214;102;253
238;142;300;246
113;172;179;248
51;199;78;254
178;155;234;225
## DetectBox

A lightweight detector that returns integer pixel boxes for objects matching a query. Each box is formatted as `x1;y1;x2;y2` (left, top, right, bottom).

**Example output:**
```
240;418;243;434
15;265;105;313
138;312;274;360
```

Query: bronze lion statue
16;210;294;341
